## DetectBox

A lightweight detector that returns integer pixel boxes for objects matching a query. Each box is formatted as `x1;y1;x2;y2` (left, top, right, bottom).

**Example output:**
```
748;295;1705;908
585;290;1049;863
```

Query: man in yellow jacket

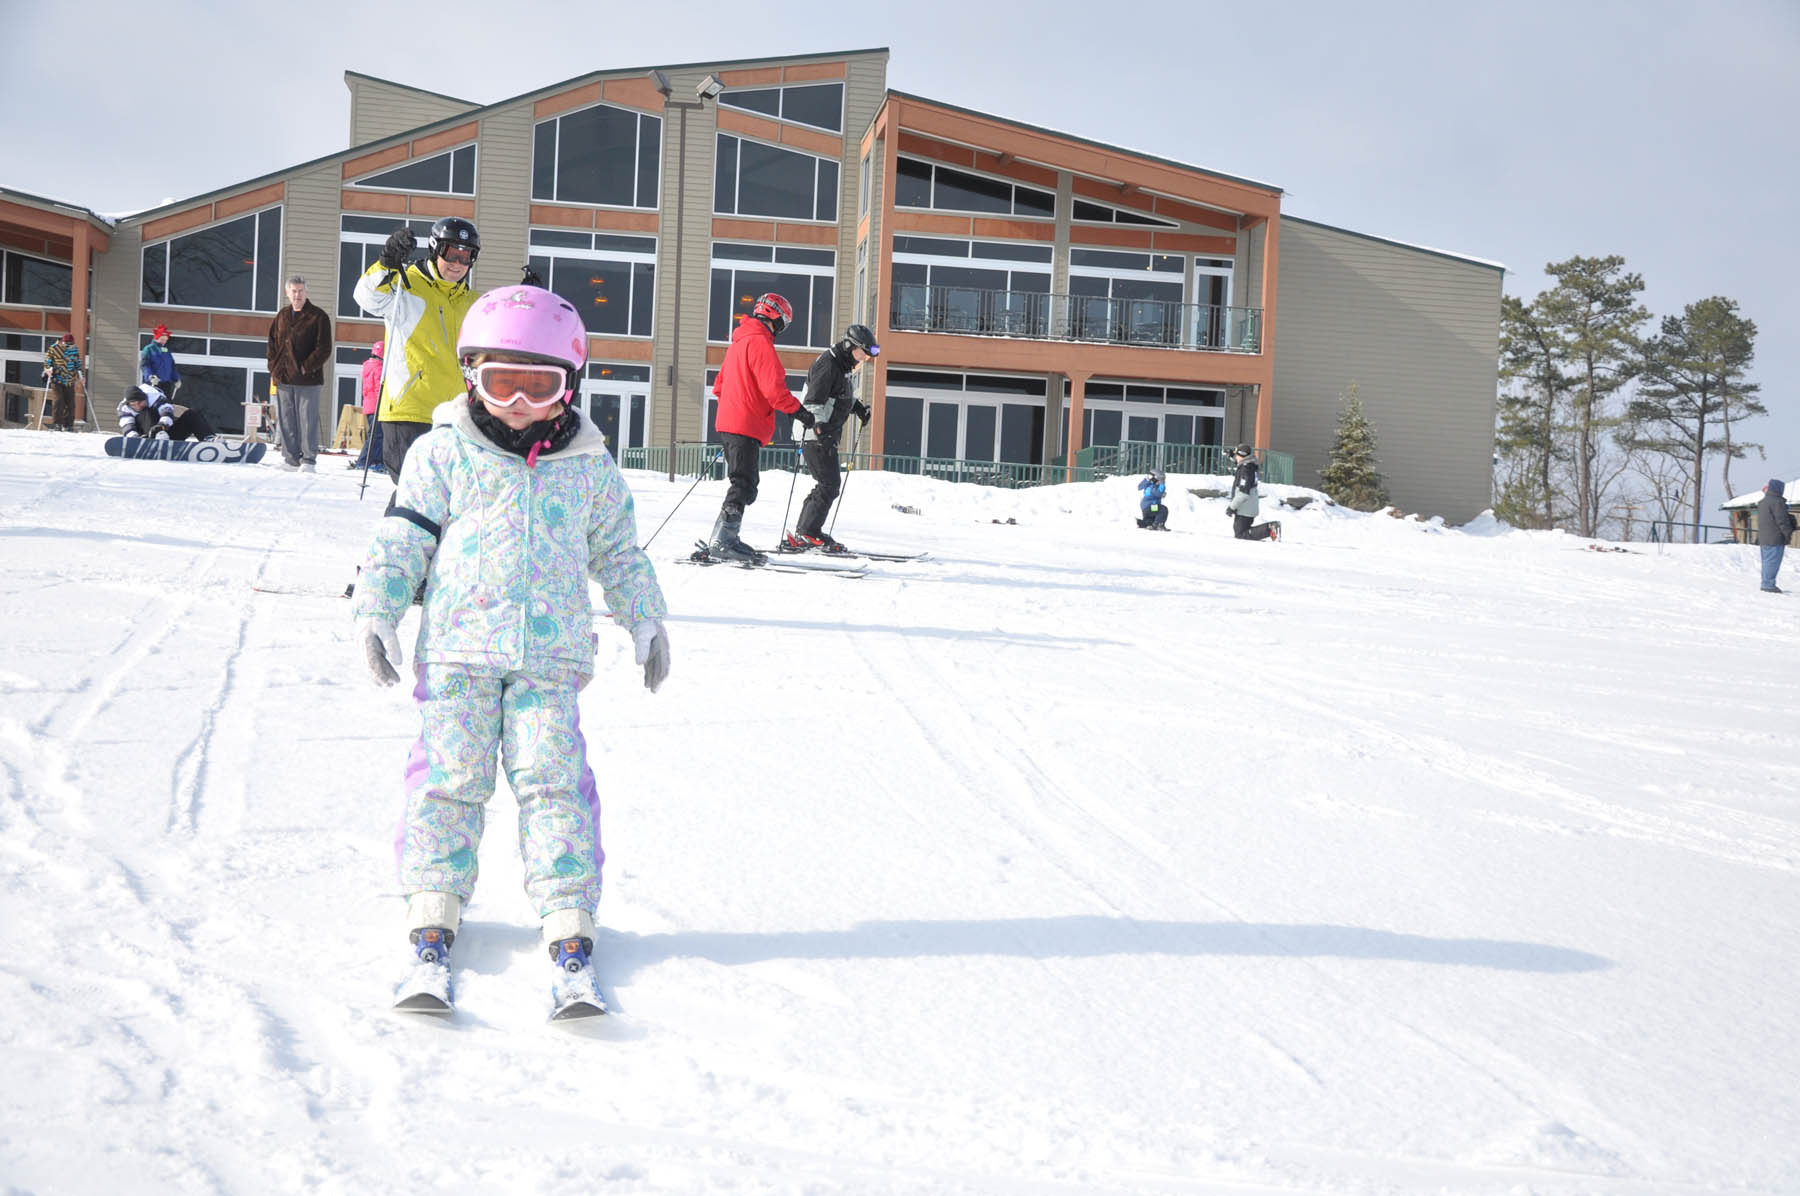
353;217;481;480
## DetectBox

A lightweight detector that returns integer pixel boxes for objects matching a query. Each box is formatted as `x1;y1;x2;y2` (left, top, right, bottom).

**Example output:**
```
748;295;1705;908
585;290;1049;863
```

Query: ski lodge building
1;47;1504;521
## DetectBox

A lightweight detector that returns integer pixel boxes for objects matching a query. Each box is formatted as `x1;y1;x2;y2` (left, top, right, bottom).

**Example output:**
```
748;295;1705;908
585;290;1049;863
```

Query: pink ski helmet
458;285;588;398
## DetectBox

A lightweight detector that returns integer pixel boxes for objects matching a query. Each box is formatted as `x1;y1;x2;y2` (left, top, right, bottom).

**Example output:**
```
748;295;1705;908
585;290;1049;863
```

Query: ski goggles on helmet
467;361;569;410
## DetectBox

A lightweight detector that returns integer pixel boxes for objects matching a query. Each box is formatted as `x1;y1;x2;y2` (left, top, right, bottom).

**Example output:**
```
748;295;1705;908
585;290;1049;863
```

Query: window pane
926;402;959;458
782;83;843;131
708;270;732;341
933;166;1011;214
532;120;557;200
774;247;834;266
815;158;838;222
635;115;660;209
8;254;72;306
810;277;833;348
713;134;737;214
965;405;996;462
973;240;1053;263
354;151;453;192
721;88;780;118
142;244;166;304
1091;409;1122;446
339;242;370;316
552;257;631;335
255;209;281;312
1012;186;1055;218
630;262;655;338
452;146;476;194
895;235;966;258
895;157;932;208
1073;199;1112;222
885;396;923;457
167;214;256;310
173;363;248;434
1129;415;1159;441
714;243;771;262
555;104;640;206
598;233;654;256
531;229;591;250
736;140;817;220
1071;248;1149;270
1000;403;1041;464
1164;413;1195;444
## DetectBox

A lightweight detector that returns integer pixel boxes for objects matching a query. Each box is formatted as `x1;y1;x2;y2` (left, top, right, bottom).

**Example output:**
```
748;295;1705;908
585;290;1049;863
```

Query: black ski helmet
1231;442;1254;458
429;216;481;263
841;324;880;357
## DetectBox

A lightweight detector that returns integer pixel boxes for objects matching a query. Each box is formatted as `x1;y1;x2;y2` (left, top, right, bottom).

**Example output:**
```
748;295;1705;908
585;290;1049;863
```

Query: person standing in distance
265;275;334;473
42;332;84;431
708;293;815;562
1755;478;1797;593
1226;443;1279;542
785;324;877;552
353;217;481;482
139;325;180;397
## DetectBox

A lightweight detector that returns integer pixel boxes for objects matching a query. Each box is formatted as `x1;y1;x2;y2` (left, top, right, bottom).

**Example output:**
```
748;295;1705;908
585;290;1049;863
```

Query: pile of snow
2;429;1796;1196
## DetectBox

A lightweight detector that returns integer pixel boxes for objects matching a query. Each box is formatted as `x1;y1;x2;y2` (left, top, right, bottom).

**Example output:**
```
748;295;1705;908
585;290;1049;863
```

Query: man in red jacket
708;293;815;562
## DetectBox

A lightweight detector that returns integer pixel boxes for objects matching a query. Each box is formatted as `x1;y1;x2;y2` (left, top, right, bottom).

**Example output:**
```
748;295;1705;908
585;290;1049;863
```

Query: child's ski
547;937;608;1021
393;928;455;1014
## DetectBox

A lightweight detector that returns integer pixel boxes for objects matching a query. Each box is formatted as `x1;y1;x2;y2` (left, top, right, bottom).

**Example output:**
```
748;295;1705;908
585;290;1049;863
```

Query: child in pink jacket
350;341;386;472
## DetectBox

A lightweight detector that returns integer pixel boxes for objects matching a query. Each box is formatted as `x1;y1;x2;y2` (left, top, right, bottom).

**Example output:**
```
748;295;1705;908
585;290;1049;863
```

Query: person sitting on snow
118;383;216;442
1137;469;1169;530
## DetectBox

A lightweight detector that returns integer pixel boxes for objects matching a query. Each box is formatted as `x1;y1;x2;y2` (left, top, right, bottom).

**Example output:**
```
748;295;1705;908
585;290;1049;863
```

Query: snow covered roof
1721;479;1800;509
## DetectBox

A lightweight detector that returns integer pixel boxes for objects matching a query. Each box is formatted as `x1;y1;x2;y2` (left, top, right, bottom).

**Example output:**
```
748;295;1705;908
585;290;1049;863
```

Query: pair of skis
682;540;868;577
394;930;606;1022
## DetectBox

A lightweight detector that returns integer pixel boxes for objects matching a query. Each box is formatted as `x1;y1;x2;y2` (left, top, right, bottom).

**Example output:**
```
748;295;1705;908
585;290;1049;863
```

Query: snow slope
1;431;1796;1196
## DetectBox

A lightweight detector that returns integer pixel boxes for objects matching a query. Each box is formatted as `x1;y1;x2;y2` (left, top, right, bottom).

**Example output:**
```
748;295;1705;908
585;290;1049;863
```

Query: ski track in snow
2;434;1798;1195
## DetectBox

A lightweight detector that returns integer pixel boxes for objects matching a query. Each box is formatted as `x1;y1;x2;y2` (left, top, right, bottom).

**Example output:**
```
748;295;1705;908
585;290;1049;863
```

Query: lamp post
652;71;724;481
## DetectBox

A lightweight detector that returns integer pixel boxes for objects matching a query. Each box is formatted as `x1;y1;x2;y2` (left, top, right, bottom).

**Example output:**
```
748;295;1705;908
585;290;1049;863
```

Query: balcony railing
890;284;1262;353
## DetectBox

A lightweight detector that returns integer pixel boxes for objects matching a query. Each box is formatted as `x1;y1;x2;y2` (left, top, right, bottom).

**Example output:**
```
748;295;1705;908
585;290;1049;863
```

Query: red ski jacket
712;317;801;444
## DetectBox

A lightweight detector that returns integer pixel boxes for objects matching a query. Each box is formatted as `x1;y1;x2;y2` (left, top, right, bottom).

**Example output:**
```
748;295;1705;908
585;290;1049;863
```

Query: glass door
581;380;649;455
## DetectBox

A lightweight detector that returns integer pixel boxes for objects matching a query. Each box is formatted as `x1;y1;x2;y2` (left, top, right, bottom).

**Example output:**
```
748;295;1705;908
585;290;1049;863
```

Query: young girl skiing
351;284;670;1017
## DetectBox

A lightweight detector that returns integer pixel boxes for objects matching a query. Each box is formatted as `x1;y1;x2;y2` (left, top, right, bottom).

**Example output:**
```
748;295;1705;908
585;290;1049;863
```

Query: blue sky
12;0;1797;509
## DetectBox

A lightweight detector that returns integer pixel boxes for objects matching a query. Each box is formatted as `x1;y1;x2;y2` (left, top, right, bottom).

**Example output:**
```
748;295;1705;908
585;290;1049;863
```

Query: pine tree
1537;255;1649;537
1628;296;1761;538
1318;382;1389;510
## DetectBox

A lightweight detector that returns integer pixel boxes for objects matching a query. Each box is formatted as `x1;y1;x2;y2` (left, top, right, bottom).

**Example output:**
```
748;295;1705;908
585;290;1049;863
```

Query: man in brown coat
266;275;333;472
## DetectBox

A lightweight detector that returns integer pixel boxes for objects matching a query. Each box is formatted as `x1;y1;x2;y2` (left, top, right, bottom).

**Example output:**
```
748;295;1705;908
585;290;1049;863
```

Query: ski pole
778;439;803;542
357;423;377;500
642;449;719;550
827;419;861;538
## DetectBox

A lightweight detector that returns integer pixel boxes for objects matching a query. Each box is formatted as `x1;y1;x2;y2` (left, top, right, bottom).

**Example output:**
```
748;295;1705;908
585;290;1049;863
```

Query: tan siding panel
1272;220;1500;523
472;106;533;306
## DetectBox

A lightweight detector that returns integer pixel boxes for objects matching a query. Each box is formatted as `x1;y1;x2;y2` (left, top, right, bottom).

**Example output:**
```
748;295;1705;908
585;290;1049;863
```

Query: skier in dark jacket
1754;478;1797;593
1136;469;1168;529
784;324;878;552
708;293;815;562
1226;443;1279;541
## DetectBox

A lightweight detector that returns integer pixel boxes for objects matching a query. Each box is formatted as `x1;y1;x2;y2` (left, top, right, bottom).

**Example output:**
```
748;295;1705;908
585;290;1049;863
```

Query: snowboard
105;437;267;464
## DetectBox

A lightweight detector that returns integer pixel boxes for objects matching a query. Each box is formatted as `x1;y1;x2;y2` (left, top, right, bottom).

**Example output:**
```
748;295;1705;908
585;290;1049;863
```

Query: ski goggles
467;361;569;410
439;246;476;266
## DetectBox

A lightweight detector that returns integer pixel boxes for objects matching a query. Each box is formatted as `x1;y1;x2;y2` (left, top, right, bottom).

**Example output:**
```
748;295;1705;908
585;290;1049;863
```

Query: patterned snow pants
395;662;604;918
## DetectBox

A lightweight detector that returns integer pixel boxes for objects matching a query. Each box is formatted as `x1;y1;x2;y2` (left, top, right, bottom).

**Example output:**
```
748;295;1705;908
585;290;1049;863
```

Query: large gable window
349;145;476;196
532;103;662;208
719;82;844;133
715;134;838;223
1071;198;1179;228
894;156;1054;219
141;206;282;312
